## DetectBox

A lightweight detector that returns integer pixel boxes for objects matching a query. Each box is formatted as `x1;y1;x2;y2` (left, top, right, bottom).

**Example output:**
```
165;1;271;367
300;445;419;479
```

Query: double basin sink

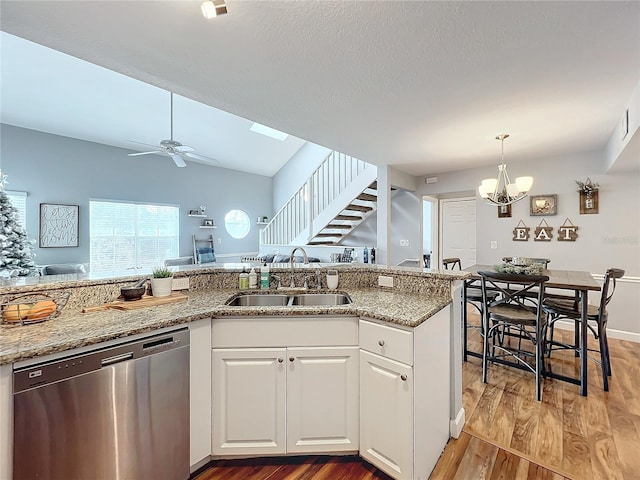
226;292;352;307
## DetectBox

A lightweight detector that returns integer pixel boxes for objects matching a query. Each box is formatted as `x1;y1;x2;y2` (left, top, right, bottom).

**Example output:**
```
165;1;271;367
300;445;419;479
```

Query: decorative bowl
120;286;146;301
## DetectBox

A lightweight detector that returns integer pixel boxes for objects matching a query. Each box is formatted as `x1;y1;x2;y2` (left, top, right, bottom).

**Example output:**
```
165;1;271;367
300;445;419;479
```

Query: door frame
438;197;476;270
422;196;438;268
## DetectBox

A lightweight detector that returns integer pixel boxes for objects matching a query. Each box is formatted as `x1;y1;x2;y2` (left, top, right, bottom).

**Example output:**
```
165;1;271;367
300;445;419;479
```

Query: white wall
271;142;330;212
1;124;272;265
606;80;640;172
418;149;640;336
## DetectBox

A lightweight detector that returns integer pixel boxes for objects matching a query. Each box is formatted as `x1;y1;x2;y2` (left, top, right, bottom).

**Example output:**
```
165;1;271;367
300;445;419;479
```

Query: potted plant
150;266;174;297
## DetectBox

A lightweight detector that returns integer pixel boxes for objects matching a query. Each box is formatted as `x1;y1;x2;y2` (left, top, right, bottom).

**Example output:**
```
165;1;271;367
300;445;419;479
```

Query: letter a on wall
513;220;530;242
534;219;553;242
558;218;579;242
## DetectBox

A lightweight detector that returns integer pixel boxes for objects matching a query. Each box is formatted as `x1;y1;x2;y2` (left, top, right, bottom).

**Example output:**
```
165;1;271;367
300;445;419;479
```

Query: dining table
462;264;601;396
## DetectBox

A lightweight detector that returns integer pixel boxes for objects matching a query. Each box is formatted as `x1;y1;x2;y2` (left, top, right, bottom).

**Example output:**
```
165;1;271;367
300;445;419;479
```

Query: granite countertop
0;288;452;365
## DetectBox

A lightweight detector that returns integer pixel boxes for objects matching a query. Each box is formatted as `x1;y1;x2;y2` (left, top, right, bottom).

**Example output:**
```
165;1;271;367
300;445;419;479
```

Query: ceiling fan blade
128;151;164;156
170;154;187;168
175;145;195;153
183;152;220;164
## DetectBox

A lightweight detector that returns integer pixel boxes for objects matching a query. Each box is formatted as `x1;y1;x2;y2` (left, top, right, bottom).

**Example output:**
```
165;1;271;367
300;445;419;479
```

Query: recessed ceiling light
250;123;289;141
201;0;227;19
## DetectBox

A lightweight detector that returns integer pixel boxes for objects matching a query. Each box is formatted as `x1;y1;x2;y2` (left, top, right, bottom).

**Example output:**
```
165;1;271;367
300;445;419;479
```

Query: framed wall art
530;195;557;216
39;203;79;248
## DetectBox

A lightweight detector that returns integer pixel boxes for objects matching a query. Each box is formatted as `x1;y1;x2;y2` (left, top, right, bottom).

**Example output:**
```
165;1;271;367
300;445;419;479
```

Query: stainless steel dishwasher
13;327;190;480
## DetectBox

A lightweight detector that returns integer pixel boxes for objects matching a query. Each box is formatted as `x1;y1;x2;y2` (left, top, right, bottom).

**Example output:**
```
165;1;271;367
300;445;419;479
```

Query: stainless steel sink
225;293;352;307
289;293;352;306
226;294;290;307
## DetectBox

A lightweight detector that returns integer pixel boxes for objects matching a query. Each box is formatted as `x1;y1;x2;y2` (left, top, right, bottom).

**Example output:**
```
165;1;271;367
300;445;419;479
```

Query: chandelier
478;134;533;206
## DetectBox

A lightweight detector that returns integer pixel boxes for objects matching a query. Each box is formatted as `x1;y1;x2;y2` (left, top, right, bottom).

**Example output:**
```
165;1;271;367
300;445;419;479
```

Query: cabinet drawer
212;316;358;348
359;319;413;365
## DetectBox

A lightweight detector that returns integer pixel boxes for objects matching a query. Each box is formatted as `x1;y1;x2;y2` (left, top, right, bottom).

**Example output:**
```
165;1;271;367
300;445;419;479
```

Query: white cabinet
287;347;359;453
0;364;12;480
359;305;451;480
212;348;286;455
360;351;413;479
189;318;213;469
211;316;359;457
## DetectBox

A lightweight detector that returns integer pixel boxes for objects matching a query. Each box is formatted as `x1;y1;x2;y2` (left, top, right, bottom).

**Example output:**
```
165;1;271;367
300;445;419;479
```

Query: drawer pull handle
378;340;385;347
289;357;295;362
400;374;408;382
277;357;284;363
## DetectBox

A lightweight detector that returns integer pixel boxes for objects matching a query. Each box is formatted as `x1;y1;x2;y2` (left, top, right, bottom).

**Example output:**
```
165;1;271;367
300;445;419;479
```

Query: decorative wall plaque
39;203;79;248
512;220;530;242
534;219;553;242
577;178;599;215
557;218;579;242
498;203;512;218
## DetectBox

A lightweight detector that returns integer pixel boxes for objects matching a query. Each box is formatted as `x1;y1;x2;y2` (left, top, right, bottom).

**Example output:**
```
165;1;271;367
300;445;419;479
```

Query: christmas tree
0;171;38;277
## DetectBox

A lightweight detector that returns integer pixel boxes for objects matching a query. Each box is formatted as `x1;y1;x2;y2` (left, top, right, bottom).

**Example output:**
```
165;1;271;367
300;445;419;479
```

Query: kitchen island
0;264;468;480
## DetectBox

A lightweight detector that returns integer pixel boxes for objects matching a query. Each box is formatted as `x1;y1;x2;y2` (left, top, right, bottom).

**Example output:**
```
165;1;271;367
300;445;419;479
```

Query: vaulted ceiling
1;1;639;176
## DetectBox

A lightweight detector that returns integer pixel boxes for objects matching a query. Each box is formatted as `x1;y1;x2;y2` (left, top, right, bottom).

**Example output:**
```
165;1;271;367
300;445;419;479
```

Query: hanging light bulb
478;134;533;206
201;0;227;19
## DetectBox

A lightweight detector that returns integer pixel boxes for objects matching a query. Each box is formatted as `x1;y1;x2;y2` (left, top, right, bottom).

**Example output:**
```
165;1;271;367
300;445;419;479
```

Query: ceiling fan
127;92;219;168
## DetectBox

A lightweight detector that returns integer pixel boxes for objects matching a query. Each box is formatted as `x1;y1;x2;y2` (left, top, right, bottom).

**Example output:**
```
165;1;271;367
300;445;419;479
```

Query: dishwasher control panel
13;327;189;394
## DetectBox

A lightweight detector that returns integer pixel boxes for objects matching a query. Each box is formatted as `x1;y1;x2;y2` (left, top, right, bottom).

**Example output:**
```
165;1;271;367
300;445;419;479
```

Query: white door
360;350;413;480
212;348;286;455
440;198;476;269
287;347;359;453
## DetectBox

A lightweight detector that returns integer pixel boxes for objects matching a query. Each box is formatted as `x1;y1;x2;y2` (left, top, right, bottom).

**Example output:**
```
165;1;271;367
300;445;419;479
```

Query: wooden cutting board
82;292;188;313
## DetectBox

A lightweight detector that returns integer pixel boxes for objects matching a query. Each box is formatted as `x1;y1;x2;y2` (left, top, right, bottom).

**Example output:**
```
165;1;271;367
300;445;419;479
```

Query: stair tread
357;193;377;202
336;214;363;220
308;241;338;245
316;233;344;237
345;204;373;212
325;224;354;229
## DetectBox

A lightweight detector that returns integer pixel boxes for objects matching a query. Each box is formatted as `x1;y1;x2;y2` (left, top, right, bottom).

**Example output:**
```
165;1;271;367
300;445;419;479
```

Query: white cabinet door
360;350;413;480
287;347;359;453
190;318;212;468
212;348;286;455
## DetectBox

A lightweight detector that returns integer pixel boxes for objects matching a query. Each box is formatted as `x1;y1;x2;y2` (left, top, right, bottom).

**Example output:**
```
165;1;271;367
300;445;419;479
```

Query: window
90;199;179;273
6;191;27;229
224;209;250;239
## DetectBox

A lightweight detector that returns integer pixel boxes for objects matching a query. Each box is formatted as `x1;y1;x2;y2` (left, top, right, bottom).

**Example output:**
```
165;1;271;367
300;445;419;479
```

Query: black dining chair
444;258;500;360
543;268;624;391
442;258;461;270
479;271;549;401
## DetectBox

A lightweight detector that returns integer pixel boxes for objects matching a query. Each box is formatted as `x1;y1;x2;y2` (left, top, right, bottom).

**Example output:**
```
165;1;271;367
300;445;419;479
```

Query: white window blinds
90;199;179;273
6;191;27;228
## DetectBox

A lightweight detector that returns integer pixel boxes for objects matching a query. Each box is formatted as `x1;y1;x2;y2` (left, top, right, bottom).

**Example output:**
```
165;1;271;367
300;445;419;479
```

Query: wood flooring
195;308;639;479
463;309;640;480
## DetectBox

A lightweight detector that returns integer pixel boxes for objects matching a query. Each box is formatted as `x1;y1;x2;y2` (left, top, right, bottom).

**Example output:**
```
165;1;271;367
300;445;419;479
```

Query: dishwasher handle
101;352;134;367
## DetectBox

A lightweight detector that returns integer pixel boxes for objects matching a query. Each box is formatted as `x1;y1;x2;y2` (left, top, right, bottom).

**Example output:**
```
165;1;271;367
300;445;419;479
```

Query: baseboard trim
450;407;465;439
553;320;639;343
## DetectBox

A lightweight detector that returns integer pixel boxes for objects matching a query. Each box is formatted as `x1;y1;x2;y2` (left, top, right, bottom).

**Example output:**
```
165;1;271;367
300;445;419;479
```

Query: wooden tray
82;292;188;313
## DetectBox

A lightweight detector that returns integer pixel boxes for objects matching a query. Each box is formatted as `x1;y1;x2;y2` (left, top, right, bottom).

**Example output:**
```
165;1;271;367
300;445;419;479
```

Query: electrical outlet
490;240;498;249
400;239;409;247
378;275;394;288
172;277;190;290
217;238;222;244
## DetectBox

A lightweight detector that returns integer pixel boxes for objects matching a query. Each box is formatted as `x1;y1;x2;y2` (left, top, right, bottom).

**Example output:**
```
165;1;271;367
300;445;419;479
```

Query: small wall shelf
199;225;218;229
256;221;268;225
188;214;207;218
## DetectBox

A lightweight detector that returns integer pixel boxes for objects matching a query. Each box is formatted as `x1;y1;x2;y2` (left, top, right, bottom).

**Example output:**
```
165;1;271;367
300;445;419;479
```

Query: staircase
307;182;379;245
260;152;378;246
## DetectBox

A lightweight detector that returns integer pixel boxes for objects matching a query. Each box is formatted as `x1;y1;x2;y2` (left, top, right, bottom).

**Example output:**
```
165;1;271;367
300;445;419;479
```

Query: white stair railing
261;152;373;245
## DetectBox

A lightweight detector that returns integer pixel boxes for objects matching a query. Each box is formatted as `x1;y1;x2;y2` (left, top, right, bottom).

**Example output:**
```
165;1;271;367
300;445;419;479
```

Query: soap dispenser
249;268;258;289
260;263;270;290
239;268;249;290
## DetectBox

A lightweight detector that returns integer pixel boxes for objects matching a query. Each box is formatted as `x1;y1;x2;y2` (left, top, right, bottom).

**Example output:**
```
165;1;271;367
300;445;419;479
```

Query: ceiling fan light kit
127;92;219;168
478;134;533;207
201;0;227;19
